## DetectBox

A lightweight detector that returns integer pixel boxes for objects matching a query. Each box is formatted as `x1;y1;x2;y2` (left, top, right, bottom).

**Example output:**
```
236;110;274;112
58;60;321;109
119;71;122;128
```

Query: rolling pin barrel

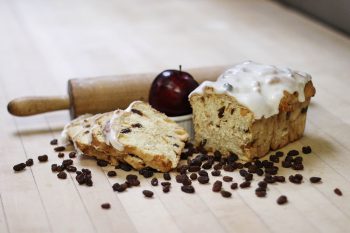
8;65;229;118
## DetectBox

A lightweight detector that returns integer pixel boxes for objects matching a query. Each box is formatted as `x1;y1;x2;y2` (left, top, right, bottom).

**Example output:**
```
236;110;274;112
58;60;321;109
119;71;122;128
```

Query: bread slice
107;101;189;172
91;111;145;170
64;114;119;165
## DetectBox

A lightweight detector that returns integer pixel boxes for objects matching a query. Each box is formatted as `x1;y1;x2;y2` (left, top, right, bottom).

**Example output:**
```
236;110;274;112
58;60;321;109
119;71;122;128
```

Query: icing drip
189;61;312;119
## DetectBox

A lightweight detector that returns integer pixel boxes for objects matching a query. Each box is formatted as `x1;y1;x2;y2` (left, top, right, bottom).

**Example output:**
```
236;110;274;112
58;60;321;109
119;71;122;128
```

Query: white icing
106;101;145;151
189;61;312;119
106;109;125;151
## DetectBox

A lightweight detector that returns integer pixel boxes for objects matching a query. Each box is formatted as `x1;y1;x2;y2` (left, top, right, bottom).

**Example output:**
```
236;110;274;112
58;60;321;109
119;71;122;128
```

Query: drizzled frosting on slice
189;61;312;119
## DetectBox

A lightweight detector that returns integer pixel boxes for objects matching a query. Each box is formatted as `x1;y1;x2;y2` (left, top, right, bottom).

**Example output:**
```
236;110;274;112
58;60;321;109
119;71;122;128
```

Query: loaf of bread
106;101;189;172
189;61;316;161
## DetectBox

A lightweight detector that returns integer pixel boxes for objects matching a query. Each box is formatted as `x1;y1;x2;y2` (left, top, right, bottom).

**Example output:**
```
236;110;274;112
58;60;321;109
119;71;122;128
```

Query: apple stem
179;65;182;72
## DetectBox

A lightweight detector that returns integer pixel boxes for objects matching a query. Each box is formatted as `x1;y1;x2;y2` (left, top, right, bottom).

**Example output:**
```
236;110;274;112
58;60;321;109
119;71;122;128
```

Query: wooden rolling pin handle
7;96;70;116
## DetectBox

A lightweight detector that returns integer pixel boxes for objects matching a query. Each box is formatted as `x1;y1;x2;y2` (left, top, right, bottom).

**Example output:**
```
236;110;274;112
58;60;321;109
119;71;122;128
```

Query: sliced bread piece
91;111;145;170
65;114;119;165
107;101;189;172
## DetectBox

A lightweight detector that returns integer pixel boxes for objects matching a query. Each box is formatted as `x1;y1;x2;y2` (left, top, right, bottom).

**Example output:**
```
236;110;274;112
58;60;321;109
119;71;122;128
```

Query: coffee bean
292;163;304;171
264;175;276;184
143;190;154;198
202;162;212;170
112;183;127;192
275;151;284;157
223;165;234;172
66;166;77;172
258;181;268;188
69;152;76;158
221;190;232;198
101;203;111;209
182;178;192;186
58;152;64;158
255;188;267;197
107;171;117;177
212;181;222;192
277;195;288;205
294;174;303;180
245;173;253;181
56;165;64;172
151;177;158;186
213;164;222;171
62;159;73;167
265;166;278;175
38;155;48;162
161;182;171;187
13;163;26;171
239;169;248;177
51;164;58;172
275;176;286;183
223;176;233;182
188;166;200;172
310;177;321;183
287;150;299;156
302;146;312;154
211;170;221;176
129;179;140;186
57;171;67;179
139;167;154;178
227;153;239;164
262;160;273;168
198;170;208;177
198;176;210;184
282;161;292;168
181;185;195;193
256;168;264;176
214;150;222;161
190;173;198;180
163;185;170;193
25;159;33;166
230;183;238;190
54;146;65;152
163;173;171;180
334;188;342;196
97;160;108;167
244;162;252;168
293;156;303;164
50;139;58;145
86;179;93;186
269;155;279;163
239;181;251;188
126;174;138;182
188;158;202;167
289;174;303;184
118;163;133;172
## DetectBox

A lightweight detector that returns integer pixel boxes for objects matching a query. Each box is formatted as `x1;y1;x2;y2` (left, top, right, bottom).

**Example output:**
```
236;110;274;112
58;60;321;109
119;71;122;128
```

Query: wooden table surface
1;0;350;232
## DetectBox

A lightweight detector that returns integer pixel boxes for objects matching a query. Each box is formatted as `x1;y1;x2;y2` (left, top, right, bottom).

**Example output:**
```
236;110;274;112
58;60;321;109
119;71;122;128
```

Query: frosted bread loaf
107;101;189;172
189;61;316;161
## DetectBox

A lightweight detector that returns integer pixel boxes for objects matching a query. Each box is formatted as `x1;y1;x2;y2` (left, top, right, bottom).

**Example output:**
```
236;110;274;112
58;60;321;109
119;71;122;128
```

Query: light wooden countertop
1;0;350;233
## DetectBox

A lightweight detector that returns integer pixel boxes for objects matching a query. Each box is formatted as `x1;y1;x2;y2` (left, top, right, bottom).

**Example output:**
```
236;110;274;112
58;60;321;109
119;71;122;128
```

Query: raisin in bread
91;111;145;170
189;61;316;161
106;101;189;172
63;113;119;165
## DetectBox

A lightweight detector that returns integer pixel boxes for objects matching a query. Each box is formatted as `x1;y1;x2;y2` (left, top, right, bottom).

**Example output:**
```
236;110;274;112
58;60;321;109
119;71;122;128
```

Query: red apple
149;67;199;116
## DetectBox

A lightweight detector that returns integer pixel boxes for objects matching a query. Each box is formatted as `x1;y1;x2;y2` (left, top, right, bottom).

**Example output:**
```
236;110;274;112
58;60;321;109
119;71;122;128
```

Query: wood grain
0;0;350;233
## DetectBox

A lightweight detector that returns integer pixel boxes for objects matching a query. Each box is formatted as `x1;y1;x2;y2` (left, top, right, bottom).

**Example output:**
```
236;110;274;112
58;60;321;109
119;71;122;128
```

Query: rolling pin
7;65;229;118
